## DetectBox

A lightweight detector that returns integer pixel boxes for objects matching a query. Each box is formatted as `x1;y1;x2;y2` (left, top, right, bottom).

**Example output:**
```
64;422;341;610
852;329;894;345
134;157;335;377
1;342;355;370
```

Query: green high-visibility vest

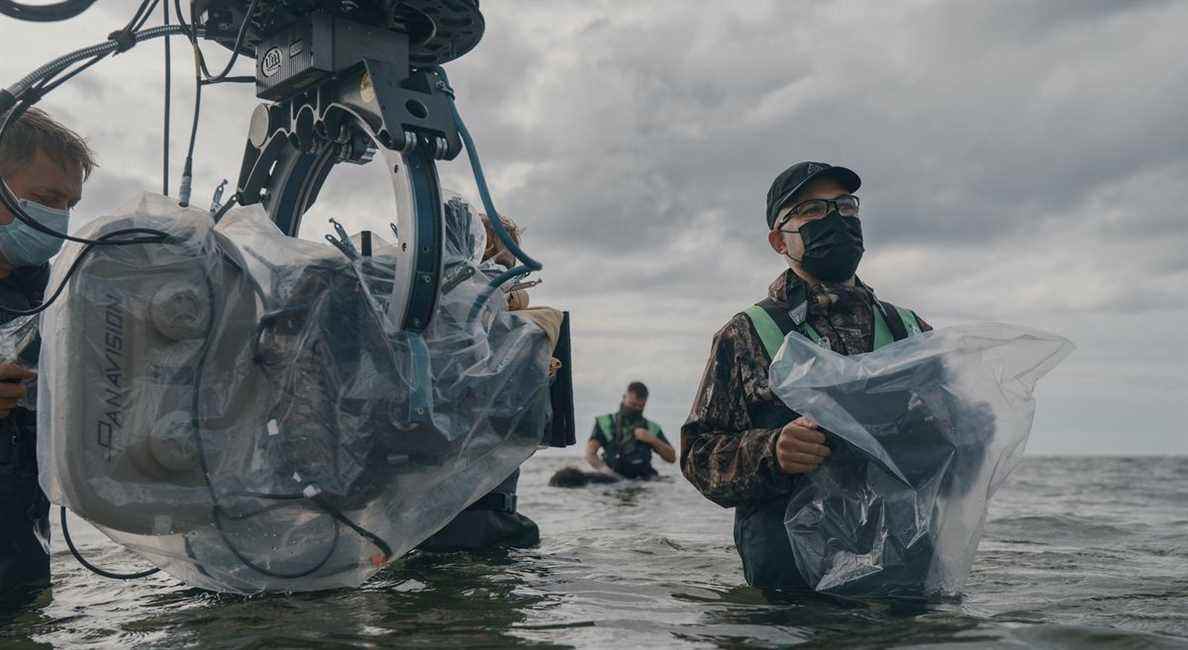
596;414;661;445
743;302;922;360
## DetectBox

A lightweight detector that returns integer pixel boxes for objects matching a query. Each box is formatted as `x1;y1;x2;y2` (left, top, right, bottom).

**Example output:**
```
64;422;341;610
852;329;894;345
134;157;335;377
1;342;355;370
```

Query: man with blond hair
0;107;95;594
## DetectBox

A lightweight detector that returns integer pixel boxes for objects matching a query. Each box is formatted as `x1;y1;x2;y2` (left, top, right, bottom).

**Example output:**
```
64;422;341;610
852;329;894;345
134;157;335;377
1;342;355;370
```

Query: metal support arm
230;9;471;335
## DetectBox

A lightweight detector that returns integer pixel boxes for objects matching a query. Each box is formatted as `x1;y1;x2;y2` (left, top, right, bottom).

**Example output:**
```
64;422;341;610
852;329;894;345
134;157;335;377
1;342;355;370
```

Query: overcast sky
1;0;1184;454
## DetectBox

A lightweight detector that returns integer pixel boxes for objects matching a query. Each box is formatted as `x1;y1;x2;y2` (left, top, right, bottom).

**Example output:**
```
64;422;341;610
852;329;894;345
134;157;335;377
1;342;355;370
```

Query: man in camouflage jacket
681;161;931;590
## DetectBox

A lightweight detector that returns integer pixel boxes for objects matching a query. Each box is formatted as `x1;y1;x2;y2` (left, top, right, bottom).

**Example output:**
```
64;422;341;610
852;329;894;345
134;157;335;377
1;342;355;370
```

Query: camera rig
1;1;576;590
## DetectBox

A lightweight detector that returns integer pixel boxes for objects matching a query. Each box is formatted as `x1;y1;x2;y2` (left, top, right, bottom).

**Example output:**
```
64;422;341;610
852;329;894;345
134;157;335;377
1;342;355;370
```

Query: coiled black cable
203;0;258;83
60;506;160;580
0;226;173;316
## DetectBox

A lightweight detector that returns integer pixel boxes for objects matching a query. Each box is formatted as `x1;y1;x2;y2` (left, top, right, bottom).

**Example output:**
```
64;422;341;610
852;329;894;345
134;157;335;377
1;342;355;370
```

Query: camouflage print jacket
680;270;931;510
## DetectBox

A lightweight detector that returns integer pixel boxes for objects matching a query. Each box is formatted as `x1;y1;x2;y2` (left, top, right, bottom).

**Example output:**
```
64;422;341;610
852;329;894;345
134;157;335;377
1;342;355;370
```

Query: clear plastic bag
38;193;553;593
769;323;1073;598
0;313;39;410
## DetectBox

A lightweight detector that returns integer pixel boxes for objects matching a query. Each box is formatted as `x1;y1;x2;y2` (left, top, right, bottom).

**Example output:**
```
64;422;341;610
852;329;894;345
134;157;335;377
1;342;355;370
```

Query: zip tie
106;29;138;54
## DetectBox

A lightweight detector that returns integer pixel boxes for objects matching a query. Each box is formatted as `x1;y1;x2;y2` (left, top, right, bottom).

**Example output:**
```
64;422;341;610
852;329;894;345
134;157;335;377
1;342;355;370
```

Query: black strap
17;86;44;105
107;28;137;54
0;89;19;116
603;412;622;449
757;295;915;344
609;413;636;455
465;492;517;513
545;310;576;447
879;300;910;341
756;297;797;337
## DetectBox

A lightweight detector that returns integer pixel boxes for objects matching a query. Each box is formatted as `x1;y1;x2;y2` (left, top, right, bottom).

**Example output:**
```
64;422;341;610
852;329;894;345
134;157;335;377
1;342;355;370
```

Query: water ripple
1;455;1184;648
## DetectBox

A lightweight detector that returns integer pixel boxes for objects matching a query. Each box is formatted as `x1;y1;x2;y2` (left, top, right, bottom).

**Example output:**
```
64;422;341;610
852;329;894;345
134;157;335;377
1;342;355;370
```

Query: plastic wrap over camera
768;322;1073;598
37;193;554;593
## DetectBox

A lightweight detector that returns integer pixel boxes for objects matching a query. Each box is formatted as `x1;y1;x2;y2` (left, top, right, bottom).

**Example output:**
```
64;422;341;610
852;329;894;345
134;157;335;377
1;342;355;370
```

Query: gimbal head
191;0;485;334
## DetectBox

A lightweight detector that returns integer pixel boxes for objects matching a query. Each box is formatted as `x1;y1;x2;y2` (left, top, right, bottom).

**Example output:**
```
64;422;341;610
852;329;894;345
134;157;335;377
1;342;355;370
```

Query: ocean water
2;454;1186;648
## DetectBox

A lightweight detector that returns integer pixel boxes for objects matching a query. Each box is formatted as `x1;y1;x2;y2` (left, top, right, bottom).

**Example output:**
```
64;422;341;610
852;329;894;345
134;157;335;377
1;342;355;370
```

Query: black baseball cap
766;161;861;228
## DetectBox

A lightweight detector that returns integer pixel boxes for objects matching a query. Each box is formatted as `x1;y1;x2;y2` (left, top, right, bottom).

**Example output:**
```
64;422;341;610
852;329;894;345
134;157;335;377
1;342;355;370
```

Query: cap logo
804;163;825;176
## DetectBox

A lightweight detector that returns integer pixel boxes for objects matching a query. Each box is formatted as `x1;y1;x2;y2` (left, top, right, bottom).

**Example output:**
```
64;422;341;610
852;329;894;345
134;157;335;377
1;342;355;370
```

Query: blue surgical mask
0;199;70;267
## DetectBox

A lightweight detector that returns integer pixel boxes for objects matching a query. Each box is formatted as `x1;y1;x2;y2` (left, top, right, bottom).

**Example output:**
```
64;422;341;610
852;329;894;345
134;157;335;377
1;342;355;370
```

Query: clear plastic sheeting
0;313;37;359
38;193;554;593
0;313;39;410
769;323;1073;599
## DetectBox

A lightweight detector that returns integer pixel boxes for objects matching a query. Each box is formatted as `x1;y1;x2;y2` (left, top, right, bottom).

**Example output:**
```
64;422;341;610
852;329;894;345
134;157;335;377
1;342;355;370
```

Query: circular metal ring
261;111;442;334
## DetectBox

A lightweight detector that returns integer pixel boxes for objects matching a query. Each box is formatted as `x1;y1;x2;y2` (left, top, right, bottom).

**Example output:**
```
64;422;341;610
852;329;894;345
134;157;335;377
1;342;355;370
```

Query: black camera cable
189;261;391;580
60;507;160;580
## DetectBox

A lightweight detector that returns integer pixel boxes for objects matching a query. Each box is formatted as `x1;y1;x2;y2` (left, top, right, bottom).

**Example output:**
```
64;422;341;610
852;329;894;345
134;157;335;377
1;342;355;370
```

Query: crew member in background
0;108;93;596
586;381;676;480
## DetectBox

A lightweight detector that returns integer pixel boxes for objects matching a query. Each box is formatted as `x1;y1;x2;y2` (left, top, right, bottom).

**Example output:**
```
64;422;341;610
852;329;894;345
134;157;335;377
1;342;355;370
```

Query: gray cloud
1;0;1184;453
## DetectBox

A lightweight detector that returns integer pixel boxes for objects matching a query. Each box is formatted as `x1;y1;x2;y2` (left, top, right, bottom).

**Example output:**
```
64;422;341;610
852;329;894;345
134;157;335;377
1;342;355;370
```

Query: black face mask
619;404;643;418
790;212;864;283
